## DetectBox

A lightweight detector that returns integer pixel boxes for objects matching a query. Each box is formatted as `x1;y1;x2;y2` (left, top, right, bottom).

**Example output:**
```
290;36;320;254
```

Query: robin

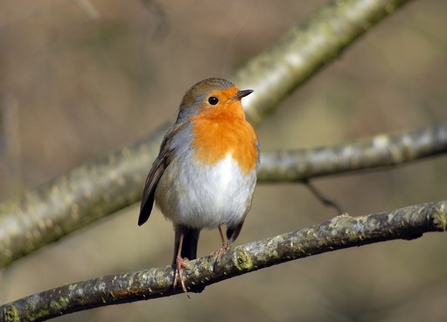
138;78;259;294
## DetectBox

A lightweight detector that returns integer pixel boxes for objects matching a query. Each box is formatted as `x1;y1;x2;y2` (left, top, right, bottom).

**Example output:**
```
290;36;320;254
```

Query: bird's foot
211;240;232;270
173;256;190;297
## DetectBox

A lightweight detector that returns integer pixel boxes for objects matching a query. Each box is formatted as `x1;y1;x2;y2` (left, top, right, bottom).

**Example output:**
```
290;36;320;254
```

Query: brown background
1;1;447;321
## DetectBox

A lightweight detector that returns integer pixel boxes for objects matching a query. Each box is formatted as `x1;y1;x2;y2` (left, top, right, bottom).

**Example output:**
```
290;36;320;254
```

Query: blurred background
1;0;447;321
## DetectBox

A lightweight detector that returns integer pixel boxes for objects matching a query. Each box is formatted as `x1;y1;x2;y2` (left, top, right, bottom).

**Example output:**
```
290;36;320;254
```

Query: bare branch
259;123;447;182
234;0;414;125
2;200;446;321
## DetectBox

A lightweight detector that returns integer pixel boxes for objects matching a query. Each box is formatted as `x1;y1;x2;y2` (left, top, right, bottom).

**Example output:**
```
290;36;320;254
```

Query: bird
138;78;259;294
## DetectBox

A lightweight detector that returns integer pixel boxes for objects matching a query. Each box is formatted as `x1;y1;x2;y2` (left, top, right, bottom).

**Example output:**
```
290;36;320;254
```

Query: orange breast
190;102;258;174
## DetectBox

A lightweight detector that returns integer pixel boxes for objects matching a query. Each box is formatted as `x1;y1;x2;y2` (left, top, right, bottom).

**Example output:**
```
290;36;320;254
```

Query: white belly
155;153;256;229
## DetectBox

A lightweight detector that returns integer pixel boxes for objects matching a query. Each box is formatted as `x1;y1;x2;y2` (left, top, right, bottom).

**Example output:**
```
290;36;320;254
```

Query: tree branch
0;0;415;268
1;199;445;322
259;123;447;182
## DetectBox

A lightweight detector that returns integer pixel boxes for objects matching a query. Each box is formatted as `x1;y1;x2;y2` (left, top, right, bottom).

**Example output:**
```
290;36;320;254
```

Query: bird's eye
208;96;219;105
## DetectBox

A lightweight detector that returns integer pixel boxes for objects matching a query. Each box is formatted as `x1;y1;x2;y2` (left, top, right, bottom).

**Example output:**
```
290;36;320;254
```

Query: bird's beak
235;89;254;100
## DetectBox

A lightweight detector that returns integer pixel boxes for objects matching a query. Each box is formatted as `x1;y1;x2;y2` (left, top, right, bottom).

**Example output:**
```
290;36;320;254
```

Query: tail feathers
226;221;244;243
172;226;200;267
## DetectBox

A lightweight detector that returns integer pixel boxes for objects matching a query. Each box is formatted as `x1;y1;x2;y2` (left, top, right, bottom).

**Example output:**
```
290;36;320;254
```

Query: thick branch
0;0;414;268
1;200;445;322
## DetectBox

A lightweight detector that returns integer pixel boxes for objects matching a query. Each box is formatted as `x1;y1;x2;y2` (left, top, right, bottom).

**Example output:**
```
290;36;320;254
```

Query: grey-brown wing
138;122;185;226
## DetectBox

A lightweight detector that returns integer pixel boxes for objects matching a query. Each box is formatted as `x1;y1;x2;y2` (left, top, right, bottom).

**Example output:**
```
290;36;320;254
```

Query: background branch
2;199;445;322
259;122;447;182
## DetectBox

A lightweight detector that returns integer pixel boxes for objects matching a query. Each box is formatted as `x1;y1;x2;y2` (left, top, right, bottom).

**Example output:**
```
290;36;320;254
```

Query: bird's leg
218;226;232;250
211;226;232;269
218;225;225;244
173;232;189;295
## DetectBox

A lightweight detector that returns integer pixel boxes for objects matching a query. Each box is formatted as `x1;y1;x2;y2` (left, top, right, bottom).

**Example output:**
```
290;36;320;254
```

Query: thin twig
303;179;344;215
